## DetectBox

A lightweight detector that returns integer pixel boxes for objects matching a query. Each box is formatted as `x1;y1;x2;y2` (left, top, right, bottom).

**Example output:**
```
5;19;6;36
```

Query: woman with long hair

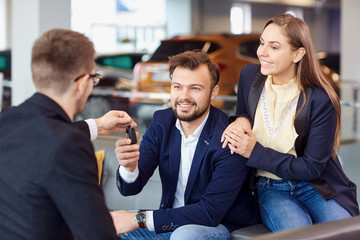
221;13;358;232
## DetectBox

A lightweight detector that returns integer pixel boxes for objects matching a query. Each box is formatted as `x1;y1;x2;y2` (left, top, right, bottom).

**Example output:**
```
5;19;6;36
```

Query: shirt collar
266;75;298;92
265;75;300;100
175;111;210;140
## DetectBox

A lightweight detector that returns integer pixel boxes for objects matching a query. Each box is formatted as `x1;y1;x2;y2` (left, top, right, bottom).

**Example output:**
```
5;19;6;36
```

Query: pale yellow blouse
253;75;300;180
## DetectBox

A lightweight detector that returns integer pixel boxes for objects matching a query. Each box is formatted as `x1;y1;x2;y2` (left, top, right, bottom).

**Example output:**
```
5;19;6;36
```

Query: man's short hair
168;50;220;88
31;29;95;93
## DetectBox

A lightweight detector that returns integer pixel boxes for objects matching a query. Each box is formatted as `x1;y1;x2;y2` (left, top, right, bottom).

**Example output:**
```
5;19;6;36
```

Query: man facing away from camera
0;29;137;240
111;50;258;240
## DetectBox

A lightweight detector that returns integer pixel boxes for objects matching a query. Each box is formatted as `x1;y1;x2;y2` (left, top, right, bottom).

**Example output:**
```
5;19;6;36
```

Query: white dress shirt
85;119;97;141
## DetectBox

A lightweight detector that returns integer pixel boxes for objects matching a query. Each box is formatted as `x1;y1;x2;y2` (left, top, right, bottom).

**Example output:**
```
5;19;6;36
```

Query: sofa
231;215;360;240
93;135;360;239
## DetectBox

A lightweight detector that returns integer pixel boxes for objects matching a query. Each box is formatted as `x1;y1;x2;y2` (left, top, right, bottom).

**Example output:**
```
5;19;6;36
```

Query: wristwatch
135;210;146;229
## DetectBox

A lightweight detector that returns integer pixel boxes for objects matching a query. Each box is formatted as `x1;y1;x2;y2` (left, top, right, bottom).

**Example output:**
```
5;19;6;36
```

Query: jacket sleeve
247;88;337;181
44;132;118;240
72;120;90;139
152;147;250;233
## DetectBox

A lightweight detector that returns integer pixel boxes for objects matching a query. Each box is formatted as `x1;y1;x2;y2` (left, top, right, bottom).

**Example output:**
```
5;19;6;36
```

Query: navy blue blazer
116;106;258;233
232;64;359;216
0;93;118;240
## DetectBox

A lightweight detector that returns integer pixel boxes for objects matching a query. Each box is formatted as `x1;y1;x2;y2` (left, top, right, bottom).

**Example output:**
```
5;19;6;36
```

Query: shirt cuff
85;119;98;141
146;211;155;231
119;165;139;183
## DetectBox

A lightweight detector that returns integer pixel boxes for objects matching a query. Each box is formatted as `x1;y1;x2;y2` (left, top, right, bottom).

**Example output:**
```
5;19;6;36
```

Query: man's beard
172;99;209;122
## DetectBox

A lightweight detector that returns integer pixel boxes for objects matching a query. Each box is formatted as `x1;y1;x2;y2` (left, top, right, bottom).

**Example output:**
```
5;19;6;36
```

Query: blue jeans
120;228;171;240
120;224;230;240
256;176;351;232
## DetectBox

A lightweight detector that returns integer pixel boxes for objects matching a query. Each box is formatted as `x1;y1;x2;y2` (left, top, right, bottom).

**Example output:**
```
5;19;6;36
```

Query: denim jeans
120;228;171;240
256;176;351;232
120;224;230;240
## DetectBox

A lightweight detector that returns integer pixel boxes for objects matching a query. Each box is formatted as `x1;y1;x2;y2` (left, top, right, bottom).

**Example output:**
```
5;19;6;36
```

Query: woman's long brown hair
264;14;341;158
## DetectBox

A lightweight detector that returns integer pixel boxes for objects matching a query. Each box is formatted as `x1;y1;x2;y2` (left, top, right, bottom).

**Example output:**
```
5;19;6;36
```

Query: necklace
259;88;299;142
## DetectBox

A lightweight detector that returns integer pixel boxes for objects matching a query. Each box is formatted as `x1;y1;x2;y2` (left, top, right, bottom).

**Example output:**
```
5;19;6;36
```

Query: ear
210;85;219;101
74;74;88;95
293;47;306;63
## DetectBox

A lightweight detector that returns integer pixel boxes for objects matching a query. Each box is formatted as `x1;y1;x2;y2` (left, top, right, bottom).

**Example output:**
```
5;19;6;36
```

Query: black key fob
126;126;137;144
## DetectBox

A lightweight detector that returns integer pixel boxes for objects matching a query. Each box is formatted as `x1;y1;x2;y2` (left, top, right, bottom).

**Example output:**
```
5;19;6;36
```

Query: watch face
135;211;146;222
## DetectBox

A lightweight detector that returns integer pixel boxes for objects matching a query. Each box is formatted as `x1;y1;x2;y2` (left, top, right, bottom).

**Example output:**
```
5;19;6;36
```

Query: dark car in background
95;52;146;90
77;52;147;120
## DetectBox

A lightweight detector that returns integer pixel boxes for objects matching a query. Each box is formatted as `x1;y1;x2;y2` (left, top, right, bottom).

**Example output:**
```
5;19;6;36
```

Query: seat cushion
231;224;270;239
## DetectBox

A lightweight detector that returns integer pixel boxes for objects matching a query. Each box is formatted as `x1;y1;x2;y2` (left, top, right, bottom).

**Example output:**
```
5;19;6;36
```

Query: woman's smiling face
257;23;299;85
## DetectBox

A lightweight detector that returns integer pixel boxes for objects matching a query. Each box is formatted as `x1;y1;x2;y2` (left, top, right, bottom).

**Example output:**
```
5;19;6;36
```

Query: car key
126;126;137;144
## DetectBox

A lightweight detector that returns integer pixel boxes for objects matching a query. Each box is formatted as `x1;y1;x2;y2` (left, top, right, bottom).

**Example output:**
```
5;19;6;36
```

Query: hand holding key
126;126;137;144
115;127;140;172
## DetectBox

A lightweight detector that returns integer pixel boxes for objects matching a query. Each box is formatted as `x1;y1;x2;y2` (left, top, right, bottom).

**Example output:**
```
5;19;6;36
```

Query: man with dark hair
0;29;134;240
111;50;258;239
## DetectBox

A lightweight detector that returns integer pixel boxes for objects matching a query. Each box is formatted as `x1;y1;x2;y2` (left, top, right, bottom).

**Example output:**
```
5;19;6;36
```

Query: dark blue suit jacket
116;106;258;233
0;93;118;240
233;64;359;216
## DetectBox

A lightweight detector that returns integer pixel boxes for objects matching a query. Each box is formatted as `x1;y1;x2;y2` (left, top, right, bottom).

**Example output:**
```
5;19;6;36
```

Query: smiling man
111;50;258;240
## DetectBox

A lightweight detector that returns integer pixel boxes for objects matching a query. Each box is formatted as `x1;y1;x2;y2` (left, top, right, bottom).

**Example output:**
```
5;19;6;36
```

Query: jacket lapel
168;126;182;197
183;107;214;203
248;66;267;123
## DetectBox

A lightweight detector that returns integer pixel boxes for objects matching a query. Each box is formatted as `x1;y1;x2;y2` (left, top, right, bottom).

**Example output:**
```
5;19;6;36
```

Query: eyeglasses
74;73;103;86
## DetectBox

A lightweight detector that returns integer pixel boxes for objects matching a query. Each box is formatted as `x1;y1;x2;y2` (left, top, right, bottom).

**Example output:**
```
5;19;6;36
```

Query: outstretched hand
95;110;137;136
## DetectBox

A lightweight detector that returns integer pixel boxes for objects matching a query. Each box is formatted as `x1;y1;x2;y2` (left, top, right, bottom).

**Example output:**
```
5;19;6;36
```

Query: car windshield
150;40;220;61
